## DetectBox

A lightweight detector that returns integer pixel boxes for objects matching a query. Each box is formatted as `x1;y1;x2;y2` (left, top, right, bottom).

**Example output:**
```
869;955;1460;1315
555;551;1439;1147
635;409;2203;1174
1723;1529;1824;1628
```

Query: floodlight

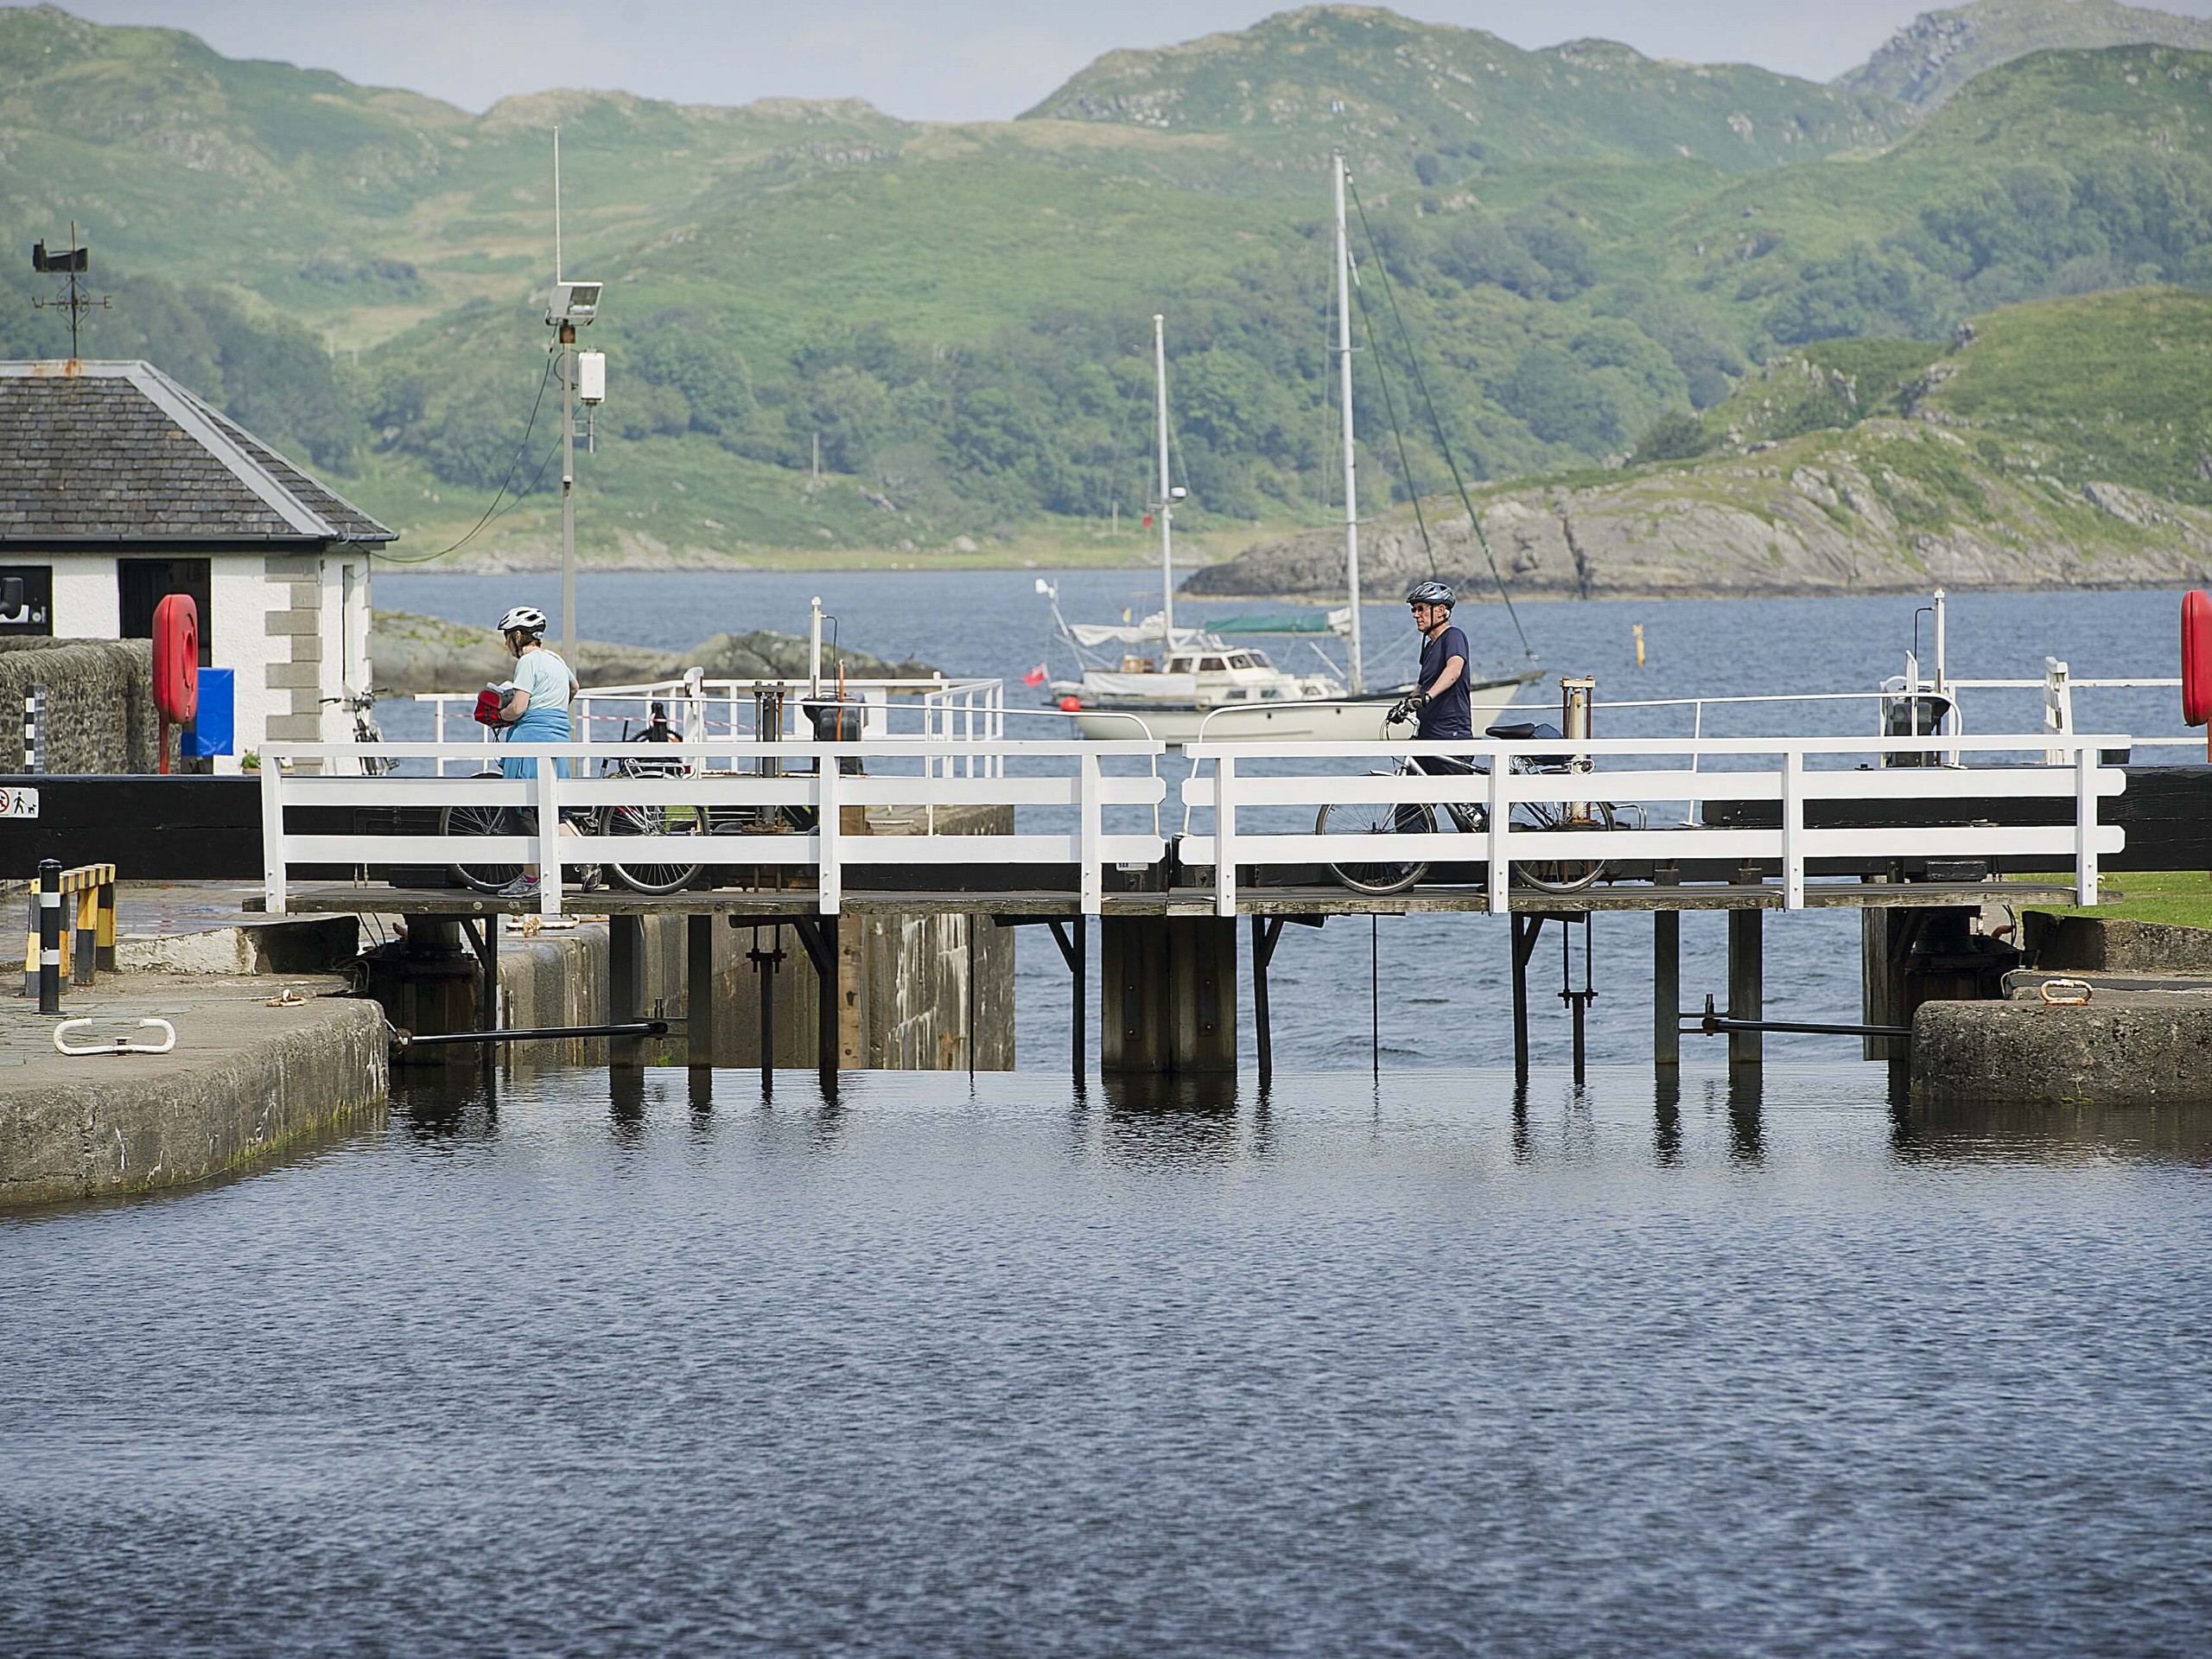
548;279;603;324
1168;486;1188;502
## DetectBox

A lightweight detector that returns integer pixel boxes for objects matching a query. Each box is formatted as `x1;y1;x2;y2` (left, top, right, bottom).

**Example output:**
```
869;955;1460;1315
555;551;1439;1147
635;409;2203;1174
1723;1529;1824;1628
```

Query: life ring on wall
2183;590;2212;728
152;593;199;725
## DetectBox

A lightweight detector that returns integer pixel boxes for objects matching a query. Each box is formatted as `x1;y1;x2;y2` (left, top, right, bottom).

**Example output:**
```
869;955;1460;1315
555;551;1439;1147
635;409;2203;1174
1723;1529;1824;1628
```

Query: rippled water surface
6;1064;2210;1656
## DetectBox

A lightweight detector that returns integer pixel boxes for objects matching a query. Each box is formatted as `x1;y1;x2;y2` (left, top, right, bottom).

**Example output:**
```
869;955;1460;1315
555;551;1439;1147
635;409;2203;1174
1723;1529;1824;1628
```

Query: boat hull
1068;677;1533;744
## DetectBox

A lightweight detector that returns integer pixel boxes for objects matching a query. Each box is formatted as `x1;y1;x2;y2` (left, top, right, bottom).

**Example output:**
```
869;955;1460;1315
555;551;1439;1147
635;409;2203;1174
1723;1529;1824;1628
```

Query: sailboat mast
1154;313;1174;645
1332;153;1364;695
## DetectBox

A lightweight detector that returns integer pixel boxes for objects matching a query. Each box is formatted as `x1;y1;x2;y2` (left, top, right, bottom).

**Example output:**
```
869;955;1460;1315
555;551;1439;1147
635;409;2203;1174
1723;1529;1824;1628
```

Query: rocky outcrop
369;610;933;695
1839;0;2212;111
1185;419;2212;601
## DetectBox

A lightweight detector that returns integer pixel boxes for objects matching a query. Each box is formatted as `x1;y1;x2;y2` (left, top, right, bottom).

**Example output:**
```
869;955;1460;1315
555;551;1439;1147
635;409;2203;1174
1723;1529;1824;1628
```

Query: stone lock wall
0;637;162;772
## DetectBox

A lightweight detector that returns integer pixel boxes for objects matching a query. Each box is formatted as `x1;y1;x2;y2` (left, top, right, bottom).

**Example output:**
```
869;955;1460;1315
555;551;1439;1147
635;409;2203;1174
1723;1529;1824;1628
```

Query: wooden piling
1653;910;1680;1076
687;912;715;1067
1727;907;1763;1078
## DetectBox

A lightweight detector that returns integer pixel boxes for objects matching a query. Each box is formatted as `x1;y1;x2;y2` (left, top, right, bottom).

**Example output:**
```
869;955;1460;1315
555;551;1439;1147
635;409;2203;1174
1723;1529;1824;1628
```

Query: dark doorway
118;558;213;666
0;565;54;638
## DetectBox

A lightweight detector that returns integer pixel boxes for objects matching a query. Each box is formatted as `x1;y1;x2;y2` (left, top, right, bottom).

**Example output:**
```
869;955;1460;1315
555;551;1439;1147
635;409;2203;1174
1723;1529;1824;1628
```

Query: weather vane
30;220;111;360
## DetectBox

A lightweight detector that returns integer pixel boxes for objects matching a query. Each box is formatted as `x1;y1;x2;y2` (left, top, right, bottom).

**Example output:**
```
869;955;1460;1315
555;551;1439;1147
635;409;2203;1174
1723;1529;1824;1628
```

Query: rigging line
1349;256;1440;582
372;353;559;565
1347;175;1534;658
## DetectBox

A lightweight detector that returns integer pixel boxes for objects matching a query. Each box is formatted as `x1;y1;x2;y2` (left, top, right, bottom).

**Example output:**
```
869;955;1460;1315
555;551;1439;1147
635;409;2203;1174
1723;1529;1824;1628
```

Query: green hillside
1839;0;2212;109
1023;5;1908;172
1664;287;2212;506
6;3;2212;567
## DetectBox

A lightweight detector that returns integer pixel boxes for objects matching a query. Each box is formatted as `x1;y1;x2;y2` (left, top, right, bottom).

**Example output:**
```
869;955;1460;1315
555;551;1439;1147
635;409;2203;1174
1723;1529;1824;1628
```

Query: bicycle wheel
1320;798;1436;896
601;801;705;894
442;788;520;894
1510;798;1617;893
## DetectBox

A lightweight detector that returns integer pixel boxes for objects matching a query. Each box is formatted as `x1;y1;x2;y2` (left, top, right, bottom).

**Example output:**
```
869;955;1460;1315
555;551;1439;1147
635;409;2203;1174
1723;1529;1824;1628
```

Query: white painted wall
49;560;118;638
213;552;270;777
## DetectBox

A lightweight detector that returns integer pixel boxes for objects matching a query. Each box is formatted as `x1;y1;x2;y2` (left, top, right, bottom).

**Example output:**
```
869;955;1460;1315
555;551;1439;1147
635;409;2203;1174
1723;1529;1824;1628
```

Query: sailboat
1043;156;1535;744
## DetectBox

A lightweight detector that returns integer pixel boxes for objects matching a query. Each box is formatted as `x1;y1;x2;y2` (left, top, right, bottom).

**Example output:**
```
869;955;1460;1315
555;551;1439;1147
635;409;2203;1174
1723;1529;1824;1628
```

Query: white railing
416;677;1007;778
260;735;1162;919
1179;732;2128;918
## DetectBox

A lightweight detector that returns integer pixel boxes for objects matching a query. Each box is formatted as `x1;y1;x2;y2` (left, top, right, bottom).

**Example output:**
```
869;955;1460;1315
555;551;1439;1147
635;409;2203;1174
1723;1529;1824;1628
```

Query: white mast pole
1333;152;1364;696
555;129;576;671
1154;312;1174;647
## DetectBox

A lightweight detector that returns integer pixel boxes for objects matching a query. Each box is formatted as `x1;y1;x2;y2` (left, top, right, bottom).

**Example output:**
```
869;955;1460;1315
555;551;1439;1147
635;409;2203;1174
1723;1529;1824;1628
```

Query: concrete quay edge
0;976;389;1210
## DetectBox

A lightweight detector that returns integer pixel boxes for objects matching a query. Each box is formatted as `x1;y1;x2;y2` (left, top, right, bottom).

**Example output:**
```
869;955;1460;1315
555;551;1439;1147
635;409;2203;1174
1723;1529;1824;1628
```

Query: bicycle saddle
1483;720;1562;742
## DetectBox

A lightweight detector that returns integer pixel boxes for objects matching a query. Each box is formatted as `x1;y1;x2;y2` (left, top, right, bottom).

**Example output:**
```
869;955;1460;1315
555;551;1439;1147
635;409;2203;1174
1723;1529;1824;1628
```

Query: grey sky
45;0;2212;119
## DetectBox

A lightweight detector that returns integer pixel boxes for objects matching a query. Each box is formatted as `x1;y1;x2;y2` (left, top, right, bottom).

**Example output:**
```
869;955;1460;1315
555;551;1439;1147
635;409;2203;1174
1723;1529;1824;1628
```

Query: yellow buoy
1634;623;1646;668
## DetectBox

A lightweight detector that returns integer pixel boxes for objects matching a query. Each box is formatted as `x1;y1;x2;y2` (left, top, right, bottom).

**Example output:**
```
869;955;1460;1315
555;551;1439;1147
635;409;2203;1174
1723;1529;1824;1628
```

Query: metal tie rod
1684;995;1907;1041
393;1020;670;1049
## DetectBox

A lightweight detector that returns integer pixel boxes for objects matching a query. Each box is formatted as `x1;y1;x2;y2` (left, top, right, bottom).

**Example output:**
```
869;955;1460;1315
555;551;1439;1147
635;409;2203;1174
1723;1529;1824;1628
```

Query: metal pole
1334;151;1365;696
560;323;577;671
1370;913;1379;1077
1153;313;1174;645
36;858;60;1015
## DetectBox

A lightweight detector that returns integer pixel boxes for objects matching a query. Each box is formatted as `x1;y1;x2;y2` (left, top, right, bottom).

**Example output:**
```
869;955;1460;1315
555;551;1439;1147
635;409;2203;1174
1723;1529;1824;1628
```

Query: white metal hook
54;1017;177;1056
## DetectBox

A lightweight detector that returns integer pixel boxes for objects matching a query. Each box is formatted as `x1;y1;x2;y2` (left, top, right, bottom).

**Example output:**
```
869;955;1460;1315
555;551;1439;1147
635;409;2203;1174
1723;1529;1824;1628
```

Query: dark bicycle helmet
1406;580;1456;609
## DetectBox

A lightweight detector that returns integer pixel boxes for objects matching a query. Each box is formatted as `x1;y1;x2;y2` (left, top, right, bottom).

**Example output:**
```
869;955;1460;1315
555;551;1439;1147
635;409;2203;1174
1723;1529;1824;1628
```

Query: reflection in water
609;1065;646;1140
1898;1098;2212;1166
1097;1073;1242;1166
1655;1076;1683;1164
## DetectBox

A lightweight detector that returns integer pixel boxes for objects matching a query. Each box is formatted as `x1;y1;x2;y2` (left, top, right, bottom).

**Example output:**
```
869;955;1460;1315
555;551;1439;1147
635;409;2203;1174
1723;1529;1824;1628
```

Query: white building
0;359;394;773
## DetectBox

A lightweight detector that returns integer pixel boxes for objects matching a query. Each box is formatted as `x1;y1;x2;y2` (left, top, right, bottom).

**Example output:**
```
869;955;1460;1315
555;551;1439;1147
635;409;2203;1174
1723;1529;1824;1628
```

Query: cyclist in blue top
491;605;581;900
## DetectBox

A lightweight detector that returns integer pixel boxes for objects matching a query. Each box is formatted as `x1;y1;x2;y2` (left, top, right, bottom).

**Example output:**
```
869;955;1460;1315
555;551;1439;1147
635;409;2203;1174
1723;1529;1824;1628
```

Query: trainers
497;874;541;899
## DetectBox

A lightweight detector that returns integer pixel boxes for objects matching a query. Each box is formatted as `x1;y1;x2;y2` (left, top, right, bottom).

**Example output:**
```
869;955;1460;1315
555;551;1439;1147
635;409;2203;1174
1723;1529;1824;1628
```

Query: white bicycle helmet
497;605;548;637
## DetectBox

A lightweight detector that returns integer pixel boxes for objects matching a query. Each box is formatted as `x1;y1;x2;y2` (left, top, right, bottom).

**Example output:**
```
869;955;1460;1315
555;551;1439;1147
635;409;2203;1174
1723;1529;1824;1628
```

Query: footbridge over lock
237;709;2202;1085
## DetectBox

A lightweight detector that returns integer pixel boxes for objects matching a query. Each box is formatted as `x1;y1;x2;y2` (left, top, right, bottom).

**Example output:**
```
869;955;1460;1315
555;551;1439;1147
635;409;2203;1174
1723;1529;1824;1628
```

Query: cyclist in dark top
1402;580;1471;741
1384;580;1479;836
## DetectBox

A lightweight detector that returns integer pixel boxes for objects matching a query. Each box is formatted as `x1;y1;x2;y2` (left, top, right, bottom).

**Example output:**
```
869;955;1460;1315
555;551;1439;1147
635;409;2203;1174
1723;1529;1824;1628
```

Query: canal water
4;1062;2209;1654
376;576;2196;1073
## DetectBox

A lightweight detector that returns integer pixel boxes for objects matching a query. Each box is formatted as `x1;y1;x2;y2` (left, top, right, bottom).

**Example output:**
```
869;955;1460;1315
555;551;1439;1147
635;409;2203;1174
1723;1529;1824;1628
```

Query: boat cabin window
1166;657;1195;673
1225;653;1253;669
1199;657;1227;672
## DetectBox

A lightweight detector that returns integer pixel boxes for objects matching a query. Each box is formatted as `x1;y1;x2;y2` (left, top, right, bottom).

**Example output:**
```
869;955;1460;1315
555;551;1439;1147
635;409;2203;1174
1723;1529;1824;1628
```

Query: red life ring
2184;591;2212;727
152;593;200;725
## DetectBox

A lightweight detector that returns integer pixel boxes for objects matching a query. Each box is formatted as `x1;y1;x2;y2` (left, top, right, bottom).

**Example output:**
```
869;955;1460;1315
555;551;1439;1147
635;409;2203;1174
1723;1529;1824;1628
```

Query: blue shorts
499;750;570;781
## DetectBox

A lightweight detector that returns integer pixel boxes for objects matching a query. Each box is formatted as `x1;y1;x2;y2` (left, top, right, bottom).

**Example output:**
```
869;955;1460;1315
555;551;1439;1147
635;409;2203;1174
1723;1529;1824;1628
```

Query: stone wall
0;637;162;772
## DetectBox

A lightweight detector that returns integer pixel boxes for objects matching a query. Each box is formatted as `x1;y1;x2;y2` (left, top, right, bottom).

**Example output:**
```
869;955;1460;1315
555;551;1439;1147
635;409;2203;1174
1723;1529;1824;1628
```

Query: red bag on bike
472;684;506;727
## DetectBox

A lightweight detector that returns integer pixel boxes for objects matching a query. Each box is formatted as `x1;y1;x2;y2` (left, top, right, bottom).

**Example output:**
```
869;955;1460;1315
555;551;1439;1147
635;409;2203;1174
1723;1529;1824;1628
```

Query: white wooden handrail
1177;732;2128;918
259;736;1166;919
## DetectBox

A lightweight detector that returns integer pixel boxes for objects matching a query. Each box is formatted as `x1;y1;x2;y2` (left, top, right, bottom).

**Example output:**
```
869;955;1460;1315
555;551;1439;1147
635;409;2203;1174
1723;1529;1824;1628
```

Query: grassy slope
1688;286;2212;505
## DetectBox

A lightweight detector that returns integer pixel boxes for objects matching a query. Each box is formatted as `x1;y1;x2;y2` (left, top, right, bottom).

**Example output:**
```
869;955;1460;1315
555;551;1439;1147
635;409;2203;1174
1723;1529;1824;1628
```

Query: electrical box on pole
576;351;606;404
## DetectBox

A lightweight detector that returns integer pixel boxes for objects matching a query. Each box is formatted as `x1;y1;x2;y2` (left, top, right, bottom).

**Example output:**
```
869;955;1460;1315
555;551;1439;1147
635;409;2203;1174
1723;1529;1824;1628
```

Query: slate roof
0;360;395;545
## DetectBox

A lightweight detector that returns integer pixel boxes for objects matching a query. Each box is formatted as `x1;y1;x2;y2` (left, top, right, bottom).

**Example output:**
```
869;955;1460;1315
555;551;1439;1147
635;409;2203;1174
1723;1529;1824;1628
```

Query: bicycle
321;690;396;777
1319;715;1629;896
595;707;707;896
